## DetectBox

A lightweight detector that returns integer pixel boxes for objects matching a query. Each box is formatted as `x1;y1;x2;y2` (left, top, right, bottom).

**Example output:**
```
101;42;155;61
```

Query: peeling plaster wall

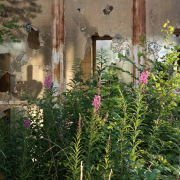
65;0;180;89
0;0;52;113
146;0;180;62
1;0;180;115
146;0;180;94
65;0;132;88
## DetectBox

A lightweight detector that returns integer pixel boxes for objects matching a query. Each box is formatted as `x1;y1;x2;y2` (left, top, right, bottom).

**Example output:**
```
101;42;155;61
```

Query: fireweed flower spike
139;45;149;91
140;45;149;85
44;75;51;90
139;70;149;93
44;69;52;90
23;117;30;129
92;75;102;116
139;70;149;85
92;95;101;115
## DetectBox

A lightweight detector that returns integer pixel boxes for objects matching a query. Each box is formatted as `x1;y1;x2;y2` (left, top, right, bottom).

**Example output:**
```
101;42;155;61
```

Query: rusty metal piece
132;0;146;84
52;0;65;98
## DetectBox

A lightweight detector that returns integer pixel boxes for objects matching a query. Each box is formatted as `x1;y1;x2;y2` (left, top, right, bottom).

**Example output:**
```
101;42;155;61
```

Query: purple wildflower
23;117;30;129
44;69;52;90
44;75;51;90
139;70;149;84
92;95;101;115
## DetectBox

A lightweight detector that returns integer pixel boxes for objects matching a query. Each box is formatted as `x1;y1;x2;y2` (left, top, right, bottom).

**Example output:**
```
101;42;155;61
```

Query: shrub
1;20;180;179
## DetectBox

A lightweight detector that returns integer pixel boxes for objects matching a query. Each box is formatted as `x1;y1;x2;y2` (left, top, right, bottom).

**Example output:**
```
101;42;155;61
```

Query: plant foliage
1;20;180;179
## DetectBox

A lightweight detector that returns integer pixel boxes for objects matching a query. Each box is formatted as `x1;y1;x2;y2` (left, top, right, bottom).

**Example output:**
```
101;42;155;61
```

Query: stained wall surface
1;0;180;116
0;0;52;115
65;0;133;88
146;0;180;62
65;0;180;88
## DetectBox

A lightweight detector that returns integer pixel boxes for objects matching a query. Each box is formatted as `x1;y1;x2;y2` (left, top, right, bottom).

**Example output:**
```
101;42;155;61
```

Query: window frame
92;35;112;73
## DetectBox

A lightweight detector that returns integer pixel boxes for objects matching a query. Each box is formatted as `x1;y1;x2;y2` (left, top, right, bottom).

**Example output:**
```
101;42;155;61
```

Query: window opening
0;72;10;92
92;34;133;84
0;53;17;94
27;27;40;50
0;53;11;77
92;34;118;73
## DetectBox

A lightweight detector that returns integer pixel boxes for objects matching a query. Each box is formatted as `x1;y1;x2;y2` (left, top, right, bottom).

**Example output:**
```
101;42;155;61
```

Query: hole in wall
111;34;131;61
0;53;11;76
0;72;16;93
0;73;10;92
173;29;180;71
148;42;162;53
0;53;16;93
27;27;40;50
173;28;180;37
77;8;81;12
103;5;114;15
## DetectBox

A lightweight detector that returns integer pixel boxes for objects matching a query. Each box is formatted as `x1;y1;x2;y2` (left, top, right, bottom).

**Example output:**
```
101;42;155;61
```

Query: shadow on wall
11;65;43;100
0;54;43;100
0;0;42;39
0;64;43;100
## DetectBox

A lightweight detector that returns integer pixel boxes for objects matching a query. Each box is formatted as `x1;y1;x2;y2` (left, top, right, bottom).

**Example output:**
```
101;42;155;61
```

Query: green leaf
118;53;124;58
0;4;5;9
145;171;157;180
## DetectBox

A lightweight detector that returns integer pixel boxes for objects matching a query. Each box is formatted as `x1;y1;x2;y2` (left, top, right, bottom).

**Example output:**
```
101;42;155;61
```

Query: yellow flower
164;23;167;27
169;26;174;32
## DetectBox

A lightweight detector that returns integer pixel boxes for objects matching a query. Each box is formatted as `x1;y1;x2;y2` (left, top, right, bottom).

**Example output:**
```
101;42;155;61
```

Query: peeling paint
52;0;65;97
53;61;60;83
1;0;180;115
65;0;132;88
132;0;146;84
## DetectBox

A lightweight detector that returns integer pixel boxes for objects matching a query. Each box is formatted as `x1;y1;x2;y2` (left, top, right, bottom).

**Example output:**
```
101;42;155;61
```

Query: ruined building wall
1;0;180;116
65;0;133;88
0;0;52;115
146;0;180;94
146;0;180;63
65;0;180;88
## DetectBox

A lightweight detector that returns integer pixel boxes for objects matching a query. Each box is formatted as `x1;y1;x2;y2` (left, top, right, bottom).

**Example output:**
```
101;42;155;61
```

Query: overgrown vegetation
1;21;180;179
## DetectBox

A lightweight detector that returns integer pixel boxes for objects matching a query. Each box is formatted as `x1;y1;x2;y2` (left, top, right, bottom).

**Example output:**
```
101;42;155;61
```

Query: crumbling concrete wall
65;0;132;87
0;0;52;114
65;0;180;88
146;0;180;63
1;0;180;116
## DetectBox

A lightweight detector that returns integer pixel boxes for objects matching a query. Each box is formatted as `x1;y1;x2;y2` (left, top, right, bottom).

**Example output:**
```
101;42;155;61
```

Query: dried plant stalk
108;169;112;180
80;161;83;180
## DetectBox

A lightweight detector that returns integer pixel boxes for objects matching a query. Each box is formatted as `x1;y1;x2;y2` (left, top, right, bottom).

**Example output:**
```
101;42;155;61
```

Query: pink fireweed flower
92;95;101;115
44;69;52;90
23;117;30;129
139;70;149;84
44;75;51;90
